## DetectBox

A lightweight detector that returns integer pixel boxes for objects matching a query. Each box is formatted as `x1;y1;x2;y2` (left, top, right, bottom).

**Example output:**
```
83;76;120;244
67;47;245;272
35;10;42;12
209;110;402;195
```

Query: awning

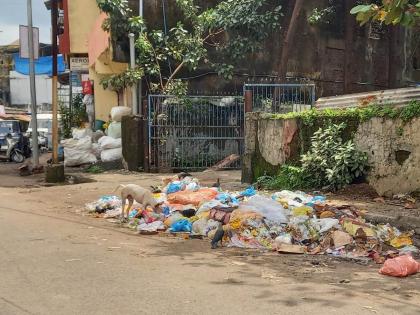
13;53;66;76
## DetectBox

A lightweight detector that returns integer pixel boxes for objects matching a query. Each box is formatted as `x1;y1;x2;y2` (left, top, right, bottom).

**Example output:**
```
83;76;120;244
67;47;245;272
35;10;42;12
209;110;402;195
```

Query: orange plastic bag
167;189;218;206
379;255;420;277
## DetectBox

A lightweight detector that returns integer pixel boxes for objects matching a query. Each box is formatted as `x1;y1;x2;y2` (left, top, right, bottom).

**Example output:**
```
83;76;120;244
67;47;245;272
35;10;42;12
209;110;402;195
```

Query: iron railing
243;83;316;113
148;94;244;171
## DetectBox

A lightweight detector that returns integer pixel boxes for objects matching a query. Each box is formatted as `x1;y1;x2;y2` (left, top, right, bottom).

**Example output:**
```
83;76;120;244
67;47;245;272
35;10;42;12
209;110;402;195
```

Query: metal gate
148;95;244;171
244;83;315;113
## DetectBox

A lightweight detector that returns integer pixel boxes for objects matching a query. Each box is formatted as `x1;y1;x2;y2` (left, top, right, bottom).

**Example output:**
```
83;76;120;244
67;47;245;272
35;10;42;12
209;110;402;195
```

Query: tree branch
165;60;186;90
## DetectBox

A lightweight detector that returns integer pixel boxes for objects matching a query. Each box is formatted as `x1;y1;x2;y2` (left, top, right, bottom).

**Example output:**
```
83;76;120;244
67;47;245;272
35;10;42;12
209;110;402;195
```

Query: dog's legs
126;196;134;220
120;198;126;222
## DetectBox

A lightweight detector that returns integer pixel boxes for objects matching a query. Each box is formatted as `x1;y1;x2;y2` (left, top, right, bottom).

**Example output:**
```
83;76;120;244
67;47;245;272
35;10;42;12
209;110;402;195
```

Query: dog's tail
112;184;126;194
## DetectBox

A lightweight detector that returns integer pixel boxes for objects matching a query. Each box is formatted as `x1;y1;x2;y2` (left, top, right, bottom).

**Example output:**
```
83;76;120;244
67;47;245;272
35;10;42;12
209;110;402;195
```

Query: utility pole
27;0;39;167
51;0;59;163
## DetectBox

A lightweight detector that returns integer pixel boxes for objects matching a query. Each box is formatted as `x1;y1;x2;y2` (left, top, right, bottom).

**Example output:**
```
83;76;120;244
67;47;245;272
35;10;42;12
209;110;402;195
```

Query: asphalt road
0;172;419;315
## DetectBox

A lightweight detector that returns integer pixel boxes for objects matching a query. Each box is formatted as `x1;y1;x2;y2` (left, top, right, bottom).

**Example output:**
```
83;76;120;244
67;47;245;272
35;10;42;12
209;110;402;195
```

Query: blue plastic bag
162;206;170;216
169;219;192;232
129;209;139;219
216;193;239;206
306;195;326;207
167;182;183;194
240;186;256;197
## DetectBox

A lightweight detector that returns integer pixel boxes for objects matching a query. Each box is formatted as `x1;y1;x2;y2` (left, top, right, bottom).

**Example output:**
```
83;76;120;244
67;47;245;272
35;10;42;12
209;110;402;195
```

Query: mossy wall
246;115;361;182
243;103;420;196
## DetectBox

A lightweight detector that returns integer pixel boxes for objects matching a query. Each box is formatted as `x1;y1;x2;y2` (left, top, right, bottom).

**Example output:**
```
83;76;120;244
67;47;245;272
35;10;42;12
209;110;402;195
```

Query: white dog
113;184;159;221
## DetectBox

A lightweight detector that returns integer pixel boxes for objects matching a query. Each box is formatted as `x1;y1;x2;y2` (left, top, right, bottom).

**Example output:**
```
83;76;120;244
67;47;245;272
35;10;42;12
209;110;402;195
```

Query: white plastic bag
274;234;293;246
106;122;121;139
110;106;131;122
205;219;222;236
272;190;313;205
241;195;290;224
192;217;208;236
196;200;223;215
91;143;102;159
92;130;105;143
72;128;92;140
311;218;340;233
62;137;97;166
101;147;122;162
98;136;122;150
137;221;165;232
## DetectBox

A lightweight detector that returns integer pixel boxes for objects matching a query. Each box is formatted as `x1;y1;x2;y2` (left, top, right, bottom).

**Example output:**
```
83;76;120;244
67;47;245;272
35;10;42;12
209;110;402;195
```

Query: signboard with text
70;57;89;71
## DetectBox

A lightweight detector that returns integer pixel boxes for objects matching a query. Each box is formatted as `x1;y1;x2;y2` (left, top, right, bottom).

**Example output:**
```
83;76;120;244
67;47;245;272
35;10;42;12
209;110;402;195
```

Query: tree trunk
277;0;305;81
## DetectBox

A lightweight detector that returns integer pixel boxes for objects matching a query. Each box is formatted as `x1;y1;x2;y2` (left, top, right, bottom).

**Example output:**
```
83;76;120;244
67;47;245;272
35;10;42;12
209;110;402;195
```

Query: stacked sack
99;136;122;162
61;128;97;166
101;106;131;162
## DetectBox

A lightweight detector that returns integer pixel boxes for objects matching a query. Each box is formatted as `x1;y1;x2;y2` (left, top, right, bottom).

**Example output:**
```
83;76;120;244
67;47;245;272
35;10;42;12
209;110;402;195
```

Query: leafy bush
60;94;88;139
257;123;369;191
256;165;312;191
86;165;105;174
301;123;369;190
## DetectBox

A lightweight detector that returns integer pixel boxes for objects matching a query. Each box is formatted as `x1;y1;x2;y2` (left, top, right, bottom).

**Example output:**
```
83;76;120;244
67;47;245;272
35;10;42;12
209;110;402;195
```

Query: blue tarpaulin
13;53;66;76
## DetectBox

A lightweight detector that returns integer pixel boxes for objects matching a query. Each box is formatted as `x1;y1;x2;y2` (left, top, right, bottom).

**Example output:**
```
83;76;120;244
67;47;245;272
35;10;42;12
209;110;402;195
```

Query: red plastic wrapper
379;255;420;277
167;189;218;206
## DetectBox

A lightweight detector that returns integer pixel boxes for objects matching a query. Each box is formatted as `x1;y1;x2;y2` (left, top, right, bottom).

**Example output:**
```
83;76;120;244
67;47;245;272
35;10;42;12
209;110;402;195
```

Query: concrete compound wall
242;113;420;196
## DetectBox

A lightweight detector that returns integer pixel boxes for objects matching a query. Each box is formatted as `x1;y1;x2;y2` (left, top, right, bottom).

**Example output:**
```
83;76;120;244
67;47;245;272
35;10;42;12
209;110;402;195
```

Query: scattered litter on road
107;246;121;251
84;174;419;268
362;306;378;313
339;279;351;284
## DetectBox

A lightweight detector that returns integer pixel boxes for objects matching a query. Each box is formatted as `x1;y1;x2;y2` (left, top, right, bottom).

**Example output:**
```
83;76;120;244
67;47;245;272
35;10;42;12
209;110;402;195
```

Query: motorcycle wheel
11;151;25;163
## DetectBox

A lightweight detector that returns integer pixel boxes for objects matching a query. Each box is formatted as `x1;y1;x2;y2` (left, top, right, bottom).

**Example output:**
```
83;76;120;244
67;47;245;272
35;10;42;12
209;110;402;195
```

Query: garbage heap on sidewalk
85;175;419;266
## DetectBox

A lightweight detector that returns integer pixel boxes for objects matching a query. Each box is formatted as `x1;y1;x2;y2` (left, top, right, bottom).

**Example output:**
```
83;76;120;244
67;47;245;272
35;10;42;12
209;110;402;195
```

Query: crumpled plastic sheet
240;195;289;224
227;234;269;249
137;221;166;232
85;195;121;213
104;208;122;218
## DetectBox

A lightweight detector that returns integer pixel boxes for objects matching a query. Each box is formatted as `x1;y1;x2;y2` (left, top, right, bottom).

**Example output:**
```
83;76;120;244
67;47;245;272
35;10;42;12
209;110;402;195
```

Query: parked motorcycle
0;134;29;163
0;120;32;163
29;133;49;153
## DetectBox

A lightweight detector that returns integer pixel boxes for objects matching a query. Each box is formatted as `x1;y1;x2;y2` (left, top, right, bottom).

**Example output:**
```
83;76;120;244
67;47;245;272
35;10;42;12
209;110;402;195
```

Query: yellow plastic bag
342;220;375;237
390;234;413;248
293;206;313;217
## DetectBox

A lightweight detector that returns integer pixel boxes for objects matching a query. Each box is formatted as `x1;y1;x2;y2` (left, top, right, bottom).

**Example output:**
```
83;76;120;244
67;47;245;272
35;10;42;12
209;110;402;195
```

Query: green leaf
350;5;374;14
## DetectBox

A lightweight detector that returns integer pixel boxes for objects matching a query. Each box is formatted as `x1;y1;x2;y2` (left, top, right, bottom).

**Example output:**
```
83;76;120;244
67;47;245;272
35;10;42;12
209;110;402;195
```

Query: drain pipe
129;33;137;115
138;0;143;115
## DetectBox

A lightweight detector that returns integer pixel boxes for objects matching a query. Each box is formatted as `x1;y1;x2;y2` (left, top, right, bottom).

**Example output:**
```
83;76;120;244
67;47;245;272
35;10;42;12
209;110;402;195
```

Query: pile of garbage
85;175;419;276
61;106;131;166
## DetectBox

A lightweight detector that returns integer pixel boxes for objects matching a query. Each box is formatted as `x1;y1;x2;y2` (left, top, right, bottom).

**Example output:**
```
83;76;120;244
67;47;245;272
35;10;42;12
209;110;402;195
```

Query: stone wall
354;117;420;197
242;113;420;196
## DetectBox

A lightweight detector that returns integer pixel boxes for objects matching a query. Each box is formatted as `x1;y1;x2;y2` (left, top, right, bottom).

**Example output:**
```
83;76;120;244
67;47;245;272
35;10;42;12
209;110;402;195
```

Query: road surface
0;171;419;314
